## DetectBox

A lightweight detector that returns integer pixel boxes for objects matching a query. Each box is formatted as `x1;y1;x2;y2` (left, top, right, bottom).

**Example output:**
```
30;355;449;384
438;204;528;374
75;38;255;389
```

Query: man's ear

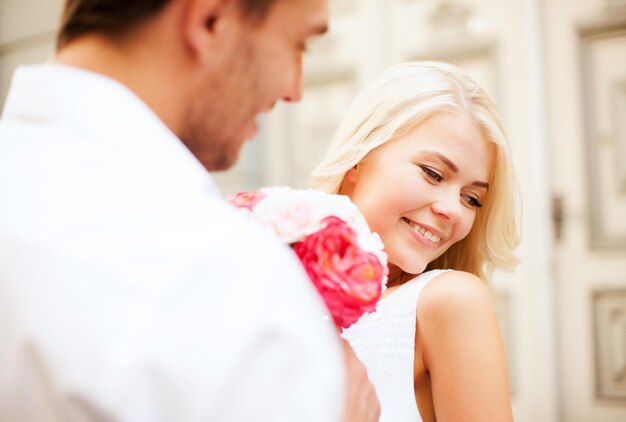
182;0;239;65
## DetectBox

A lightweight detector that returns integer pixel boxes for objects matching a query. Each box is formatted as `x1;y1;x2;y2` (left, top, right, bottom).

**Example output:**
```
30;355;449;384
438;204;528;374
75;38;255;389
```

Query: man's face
185;0;329;171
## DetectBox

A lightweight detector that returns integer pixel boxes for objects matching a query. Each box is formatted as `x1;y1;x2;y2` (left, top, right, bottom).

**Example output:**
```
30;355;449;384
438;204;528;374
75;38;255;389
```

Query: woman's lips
402;217;444;246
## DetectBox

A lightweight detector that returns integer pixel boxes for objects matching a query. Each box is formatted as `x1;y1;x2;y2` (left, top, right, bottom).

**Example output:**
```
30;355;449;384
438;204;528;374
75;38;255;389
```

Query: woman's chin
403;255;429;273
388;258;428;281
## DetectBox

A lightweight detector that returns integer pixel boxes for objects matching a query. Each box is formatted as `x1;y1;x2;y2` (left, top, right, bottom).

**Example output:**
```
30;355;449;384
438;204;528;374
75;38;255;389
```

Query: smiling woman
340;111;494;279
312;61;520;421
313;61;519;283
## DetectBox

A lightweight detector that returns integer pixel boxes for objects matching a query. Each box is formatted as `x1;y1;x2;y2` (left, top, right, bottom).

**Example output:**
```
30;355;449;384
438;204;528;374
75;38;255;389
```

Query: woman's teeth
405;219;442;243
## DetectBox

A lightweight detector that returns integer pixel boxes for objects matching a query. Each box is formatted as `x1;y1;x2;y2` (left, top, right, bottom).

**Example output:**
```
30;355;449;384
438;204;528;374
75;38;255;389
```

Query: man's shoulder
182;195;299;261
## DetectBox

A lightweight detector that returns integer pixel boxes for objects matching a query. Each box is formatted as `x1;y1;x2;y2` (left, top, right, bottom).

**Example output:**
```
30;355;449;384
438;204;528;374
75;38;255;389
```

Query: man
0;0;379;420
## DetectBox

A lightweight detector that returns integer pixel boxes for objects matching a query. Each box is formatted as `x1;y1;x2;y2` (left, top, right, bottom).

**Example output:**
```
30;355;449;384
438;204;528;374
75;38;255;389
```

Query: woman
312;61;520;421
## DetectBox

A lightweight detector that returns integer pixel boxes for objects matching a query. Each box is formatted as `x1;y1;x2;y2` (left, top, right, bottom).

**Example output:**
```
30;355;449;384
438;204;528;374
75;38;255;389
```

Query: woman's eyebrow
422;150;490;189
472;181;490;189
422;150;458;172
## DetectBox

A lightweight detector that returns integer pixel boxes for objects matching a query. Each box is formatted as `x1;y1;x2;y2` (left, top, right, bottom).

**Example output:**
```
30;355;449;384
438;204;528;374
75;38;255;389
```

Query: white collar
2;63;222;196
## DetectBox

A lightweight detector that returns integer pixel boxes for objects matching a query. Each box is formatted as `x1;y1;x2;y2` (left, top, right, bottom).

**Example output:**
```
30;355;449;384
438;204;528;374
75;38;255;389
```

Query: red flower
227;188;388;329
293;216;385;329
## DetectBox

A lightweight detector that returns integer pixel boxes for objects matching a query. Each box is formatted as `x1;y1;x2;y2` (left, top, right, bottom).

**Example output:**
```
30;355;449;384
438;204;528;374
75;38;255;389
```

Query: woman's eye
420;166;443;183
463;195;483;208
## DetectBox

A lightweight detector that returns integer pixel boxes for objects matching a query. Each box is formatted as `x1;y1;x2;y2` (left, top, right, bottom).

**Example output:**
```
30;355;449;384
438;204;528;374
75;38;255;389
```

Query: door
544;0;626;420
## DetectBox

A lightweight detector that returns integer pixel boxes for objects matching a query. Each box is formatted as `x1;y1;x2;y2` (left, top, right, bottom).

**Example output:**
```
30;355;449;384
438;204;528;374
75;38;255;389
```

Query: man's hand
341;339;380;422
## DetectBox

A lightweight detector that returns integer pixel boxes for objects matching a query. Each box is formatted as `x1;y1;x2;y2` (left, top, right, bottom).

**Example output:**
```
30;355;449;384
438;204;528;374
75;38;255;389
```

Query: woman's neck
386;265;416;288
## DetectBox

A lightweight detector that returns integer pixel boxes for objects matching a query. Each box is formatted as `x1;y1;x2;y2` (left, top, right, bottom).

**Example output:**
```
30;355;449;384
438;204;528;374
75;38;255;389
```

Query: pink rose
293;216;385;329
226;190;266;210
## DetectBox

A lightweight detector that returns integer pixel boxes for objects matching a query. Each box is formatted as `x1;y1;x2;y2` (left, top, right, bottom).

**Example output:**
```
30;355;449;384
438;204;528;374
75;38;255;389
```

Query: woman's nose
431;190;463;223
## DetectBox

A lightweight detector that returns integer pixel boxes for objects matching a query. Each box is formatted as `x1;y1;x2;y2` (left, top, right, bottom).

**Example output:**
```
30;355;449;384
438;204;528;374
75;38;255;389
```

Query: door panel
545;0;626;420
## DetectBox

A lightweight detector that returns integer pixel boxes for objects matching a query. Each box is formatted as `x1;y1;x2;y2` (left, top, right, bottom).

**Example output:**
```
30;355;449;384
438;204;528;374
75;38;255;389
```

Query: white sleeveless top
342;270;450;422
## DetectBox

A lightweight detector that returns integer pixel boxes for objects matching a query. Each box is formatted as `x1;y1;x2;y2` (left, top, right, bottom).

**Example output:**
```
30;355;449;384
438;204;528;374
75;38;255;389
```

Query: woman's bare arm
418;271;513;422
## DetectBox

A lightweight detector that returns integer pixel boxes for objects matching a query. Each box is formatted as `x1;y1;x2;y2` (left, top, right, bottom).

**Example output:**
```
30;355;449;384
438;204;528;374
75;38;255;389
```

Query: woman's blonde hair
312;61;520;281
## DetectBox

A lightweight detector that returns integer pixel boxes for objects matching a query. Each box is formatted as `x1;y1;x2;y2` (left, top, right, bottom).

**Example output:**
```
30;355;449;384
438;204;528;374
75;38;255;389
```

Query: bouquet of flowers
227;187;388;329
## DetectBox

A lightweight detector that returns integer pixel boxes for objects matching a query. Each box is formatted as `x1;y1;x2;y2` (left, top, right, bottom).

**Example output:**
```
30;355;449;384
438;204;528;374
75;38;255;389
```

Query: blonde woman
313;61;520;421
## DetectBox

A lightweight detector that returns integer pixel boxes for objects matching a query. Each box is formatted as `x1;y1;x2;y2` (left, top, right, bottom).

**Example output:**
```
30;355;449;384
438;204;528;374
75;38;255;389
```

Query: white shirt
0;64;343;422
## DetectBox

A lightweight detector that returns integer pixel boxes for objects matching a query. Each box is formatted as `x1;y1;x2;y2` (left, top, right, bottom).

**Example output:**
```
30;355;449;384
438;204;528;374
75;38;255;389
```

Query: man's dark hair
56;0;276;49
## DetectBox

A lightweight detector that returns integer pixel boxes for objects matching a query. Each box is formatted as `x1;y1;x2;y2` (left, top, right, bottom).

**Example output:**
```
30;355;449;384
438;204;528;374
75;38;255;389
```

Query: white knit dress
342;270;450;421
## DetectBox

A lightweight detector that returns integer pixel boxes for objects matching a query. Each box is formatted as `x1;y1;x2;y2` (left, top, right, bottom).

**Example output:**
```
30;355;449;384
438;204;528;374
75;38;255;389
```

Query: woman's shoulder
417;270;497;329
414;271;511;420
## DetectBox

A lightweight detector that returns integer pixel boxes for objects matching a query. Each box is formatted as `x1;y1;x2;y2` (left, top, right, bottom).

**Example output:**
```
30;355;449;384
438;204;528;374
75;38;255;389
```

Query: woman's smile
402;217;443;245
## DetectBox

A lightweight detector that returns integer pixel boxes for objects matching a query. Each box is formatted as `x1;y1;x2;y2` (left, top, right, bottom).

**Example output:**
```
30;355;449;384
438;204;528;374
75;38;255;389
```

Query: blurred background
1;0;626;420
